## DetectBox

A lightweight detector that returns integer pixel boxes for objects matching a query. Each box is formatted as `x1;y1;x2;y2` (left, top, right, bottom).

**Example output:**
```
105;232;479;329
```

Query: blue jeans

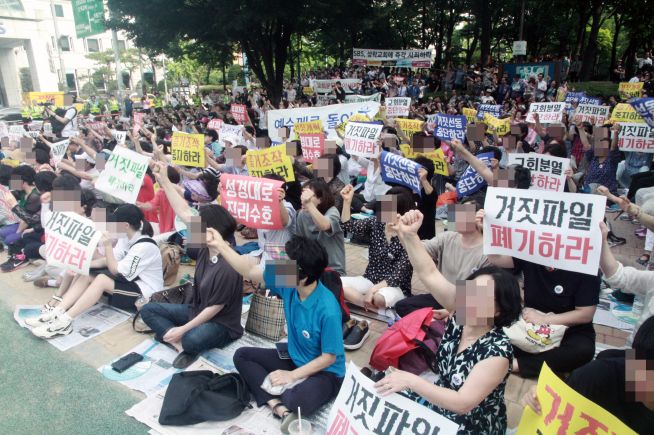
0;223;20;246
140;303;233;355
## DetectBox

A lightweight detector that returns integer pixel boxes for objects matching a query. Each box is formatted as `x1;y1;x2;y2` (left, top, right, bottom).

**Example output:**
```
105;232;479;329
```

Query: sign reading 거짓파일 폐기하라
352;48;432;68
343;122;383;158
483;187;606;275
72;0;106;39
220;174;284;230
44;211;102;275
95;146;150;204
617;123;654;152
573;104;610;126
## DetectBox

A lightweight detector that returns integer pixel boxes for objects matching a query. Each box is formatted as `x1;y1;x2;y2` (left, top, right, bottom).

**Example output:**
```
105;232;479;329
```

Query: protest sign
345;93;382;103
483;114;511;136
133;112;144;135
517;363;637;435
8;125;26;137
434;114;467;142
86;121;104;132
619;82;644;100
512;40;527;56
111;130;126;145
245;147;295;182
526;102;566;123
380;150;424;195
336;113;373;138
50;139;70;167
564;91;585;103
207;118;224;131
44;211;102;275
456;152;493;197
610;103;645;124
385;98;411;118
483;187;605;275
579;95;602;105
267;102;381;144
171;132;205;168
303;86;314;95
476;104;502;120
343;122;383;158
352;48;433;68
219;174;284;230
399;144;449;176
310;79;361;94
508;154;569;192
293;120;324;137
617;123;654;152
95;146;150;204
630;97;654;128
230;103;251;125
573;104;610;126
395;118;424;139
462;108;478;124
299;133;325;163
326;362;458;435
219;123;244;140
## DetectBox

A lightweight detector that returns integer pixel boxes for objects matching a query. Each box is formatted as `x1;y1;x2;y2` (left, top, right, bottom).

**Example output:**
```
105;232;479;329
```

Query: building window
86;38;100;53
66;73;76;90
59;36;71;52
54;4;63;17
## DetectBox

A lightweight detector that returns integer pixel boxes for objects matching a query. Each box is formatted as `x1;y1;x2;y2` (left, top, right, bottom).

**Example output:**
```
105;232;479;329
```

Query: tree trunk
478;0;492;66
222;64;226;91
609;14;622;73
574;6;590;57
579;2;603;81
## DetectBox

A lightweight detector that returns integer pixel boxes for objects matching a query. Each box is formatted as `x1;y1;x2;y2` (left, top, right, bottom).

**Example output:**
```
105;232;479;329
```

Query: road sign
513;40;527;56
72;0;106;39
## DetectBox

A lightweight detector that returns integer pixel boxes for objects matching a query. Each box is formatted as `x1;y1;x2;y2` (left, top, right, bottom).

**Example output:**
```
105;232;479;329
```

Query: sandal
637;254;651;266
272;403;289;420
40;295;63;314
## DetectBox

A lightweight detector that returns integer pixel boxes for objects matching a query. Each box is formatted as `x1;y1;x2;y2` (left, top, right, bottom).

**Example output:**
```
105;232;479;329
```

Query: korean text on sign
395;118;424;139
385;97;411;118
456;152;493;197
483;187;606;275
483;114;510;136
220;174;284;230
245;146;296;182
171;132;205;168
573;104;610;126
50;139;70;167
299;133;325;163
508;154;569;192
630;98;654;128
343;122;383;158
619;82;644;100
400;145;449;176
207;118;224;131
380;150;424;195
517;363;636;435
476;104;502;120
617;122;654;153
326;362;458;435
526;102;566;123
230;103;251;125
462;108;477;124
434;114;467;142
95;146;150;204
610;103;645;124
44;211;102;275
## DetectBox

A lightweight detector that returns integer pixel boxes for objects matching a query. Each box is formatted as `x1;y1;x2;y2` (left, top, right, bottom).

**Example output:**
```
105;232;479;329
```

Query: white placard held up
343;122;383;158
43;211;102;275
50;139;70;167
526;102;566;123
617;122;654;153
508;154;570;192
385;97;411;118
512;40;527;56
95;146;150;204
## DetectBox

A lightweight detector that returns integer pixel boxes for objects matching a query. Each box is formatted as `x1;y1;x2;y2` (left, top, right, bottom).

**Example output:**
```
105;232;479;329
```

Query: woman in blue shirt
209;232;345;433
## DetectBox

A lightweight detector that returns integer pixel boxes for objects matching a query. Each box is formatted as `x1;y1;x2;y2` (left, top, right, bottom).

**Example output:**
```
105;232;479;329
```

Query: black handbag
159;371;251;426
132;281;194;332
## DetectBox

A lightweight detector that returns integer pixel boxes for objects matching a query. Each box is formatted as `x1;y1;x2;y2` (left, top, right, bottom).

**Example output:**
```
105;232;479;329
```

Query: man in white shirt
44;106;78;138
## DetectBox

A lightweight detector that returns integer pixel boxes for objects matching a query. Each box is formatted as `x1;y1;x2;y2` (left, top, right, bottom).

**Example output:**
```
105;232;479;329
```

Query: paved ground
0;214;636;431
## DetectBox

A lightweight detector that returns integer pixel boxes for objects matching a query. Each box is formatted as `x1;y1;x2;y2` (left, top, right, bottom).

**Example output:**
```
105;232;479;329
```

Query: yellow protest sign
23;91;65;107
619;82;644;100
336;113;372;137
556;88;567;102
303;87;314;95
245;146;296;182
399;144;449;176
517;363;637;435
395;118;424;138
293;120;324;140
171;132;205;168
610;103;645;124
463;108;478;124
483;114;511;136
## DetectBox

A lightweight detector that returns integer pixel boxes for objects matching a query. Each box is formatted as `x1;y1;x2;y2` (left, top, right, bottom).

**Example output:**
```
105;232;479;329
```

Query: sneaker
1;254;29;272
342;319;358;339
172;351;199;369
344;320;370;350
31;312;73;339
24;306;63;328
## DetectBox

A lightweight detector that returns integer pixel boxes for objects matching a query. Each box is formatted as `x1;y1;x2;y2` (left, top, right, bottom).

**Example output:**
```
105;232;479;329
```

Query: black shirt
192;248;244;340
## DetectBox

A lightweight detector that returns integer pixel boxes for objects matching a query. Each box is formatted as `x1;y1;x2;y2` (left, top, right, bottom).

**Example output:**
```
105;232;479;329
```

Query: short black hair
319;153;341;179
304;178;335;214
199;204;236;241
413;156;435;180
285;236;328;286
52;174;81;191
167;166;181;185
0;164;13;186
543;142;567;158
633;316;654;360
13;165;36;185
467;265;522;328
513;165;532;189
205;129;218;142
459;191;486;211
34;171;56;193
35;148;51;165
374;186;416;216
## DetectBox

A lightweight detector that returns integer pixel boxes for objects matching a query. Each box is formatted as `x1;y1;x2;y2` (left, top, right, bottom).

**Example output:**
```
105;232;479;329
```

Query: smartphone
275;342;290;360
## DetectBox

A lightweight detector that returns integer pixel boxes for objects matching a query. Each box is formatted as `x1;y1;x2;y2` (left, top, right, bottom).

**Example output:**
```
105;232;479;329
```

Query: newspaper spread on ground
202;329;276;373
593;297;636;331
14;303;130;351
98;338;181;396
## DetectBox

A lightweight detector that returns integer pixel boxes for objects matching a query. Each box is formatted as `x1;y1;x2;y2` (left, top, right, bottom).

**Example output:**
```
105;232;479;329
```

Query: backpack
320;267;351;323
369;307;442;371
159;371;251;426
398;319;445;375
50;107;77;136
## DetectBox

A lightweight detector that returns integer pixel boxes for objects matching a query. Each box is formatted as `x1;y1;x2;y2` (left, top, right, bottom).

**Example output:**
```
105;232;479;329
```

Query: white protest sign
508;154;569;192
316;94;334;107
326;362;459;435
207;118;224;131
0;121;8;137
343;122;383;158
573;104;610;126
95;146;150;204
50;139;70;167
385;97;411;118
310;79;361;94
512;40;527;56
267;102;381;144
526;102;566;123
111;130;127;145
345;93;382;104
9;125;26;137
617;123;654;153
352;48;433;68
483;187;606;275
44;211;102;275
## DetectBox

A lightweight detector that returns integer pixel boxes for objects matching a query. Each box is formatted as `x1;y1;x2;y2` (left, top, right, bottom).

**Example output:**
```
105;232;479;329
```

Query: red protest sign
220;174;284;229
299;133;325;163
230;104;251;125
207;118;224;131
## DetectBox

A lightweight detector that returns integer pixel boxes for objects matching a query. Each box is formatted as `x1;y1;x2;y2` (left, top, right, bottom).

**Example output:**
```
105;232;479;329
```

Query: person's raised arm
301;189;332;232
340;184;354;223
450;139;494;185
610;123;620;150
575;121;591;151
206;227;263;284
70;136;97;161
152;161;193;223
597;185;654;231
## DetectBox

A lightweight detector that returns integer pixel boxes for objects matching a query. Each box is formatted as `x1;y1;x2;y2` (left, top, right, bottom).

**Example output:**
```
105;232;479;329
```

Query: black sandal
272;403;290;420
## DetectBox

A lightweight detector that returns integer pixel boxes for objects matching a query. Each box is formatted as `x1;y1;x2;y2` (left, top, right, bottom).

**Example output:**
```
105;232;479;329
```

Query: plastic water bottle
632;294;645;318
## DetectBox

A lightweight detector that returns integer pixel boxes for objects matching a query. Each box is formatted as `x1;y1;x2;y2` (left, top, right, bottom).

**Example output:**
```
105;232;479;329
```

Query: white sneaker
24;306;63;328
31;313;73;339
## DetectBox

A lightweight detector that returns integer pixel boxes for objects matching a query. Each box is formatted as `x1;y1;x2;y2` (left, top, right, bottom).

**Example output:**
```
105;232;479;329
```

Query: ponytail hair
140;218;154;237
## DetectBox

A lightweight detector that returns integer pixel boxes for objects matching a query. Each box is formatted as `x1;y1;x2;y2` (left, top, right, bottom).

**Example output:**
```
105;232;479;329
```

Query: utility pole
111;28;124;108
519;0;525;40
162;54;169;102
49;0;66;90
138;47;145;94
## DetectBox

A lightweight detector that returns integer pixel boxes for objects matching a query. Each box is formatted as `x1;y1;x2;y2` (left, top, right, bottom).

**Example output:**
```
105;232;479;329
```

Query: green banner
72;0;106;39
